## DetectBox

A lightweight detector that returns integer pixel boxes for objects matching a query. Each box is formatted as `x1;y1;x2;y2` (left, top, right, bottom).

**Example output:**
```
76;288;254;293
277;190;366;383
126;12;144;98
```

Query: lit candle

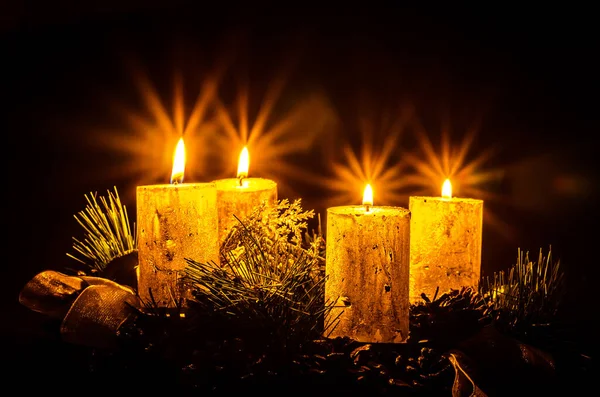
137;137;219;308
409;178;483;304
325;184;411;343
214;146;278;245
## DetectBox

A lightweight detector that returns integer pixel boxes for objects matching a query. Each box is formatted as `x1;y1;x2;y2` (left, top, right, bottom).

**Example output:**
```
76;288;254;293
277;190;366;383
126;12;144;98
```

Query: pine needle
67;186;136;272
184;199;335;350
481;247;565;333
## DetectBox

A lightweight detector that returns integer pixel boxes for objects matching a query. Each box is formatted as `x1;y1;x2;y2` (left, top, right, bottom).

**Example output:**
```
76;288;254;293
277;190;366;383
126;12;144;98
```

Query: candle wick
365;204;371;212
170;172;184;185
238;175;245;186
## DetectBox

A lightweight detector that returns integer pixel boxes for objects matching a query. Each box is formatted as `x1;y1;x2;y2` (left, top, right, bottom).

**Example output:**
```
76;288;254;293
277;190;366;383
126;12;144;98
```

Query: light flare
402;115;514;241
318;105;414;209
81;54;229;203
212;61;337;198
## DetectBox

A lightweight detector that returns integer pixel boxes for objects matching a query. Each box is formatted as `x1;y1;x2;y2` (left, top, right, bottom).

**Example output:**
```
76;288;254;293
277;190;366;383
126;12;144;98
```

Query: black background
2;1;598;377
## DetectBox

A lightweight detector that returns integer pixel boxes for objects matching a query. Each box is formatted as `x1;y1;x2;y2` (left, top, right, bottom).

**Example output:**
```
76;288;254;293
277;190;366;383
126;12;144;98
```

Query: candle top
409;195;483;204
137;181;216;190
410;178;482;204
215;177;277;192
327;205;410;217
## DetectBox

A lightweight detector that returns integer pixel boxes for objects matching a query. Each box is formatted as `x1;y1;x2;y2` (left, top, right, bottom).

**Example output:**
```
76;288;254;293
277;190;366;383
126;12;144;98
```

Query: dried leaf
447;352;488;397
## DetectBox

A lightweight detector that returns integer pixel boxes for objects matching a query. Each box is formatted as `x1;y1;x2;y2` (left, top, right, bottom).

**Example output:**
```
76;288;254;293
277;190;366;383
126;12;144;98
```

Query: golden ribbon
19;270;140;350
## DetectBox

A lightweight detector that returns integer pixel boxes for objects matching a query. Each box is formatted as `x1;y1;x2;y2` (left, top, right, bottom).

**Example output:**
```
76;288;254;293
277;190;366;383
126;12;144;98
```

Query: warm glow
170;138;186;184
316;107;414;209
237;146;249;179
400;119;513;240
363;184;374;207
442;178;452;199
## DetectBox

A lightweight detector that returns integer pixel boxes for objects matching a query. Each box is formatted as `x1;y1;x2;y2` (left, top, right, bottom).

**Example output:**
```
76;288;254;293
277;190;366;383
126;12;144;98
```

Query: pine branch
67;186;137;272
481;247;565;334
220;198;317;260
184;199;335;351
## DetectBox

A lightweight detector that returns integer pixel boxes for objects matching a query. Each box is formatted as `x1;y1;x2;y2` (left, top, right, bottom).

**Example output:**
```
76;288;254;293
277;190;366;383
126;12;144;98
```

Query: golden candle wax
409;179;483;304
214;146;277;245
137;138;219;308
325;184;410;343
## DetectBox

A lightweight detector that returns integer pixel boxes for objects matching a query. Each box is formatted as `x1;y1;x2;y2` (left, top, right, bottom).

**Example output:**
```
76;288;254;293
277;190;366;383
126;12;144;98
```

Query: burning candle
214;146;277;245
409;178;483;304
325;184;411;343
137;137;219;308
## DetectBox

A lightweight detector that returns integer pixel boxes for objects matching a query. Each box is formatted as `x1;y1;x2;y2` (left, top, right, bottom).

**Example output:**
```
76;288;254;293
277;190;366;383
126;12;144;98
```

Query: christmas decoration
18;188;593;395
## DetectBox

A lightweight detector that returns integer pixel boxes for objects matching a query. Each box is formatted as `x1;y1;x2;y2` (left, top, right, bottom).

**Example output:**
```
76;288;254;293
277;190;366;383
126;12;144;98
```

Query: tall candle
409;178;483;304
137;138;219;308
325;184;410;343
214;146;277;245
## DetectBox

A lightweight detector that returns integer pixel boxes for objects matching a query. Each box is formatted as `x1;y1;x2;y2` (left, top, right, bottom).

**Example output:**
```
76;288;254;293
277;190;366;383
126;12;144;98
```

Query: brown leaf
447;352;488;397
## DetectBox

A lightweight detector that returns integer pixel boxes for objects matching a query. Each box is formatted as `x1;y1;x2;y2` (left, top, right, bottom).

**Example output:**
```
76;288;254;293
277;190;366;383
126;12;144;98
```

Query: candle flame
442;178;452;199
363;184;373;207
170;138;185;184
237;146;249;179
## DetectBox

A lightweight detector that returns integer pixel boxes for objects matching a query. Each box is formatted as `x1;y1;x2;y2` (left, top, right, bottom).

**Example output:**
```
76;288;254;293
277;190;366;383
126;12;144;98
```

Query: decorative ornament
19;269;140;349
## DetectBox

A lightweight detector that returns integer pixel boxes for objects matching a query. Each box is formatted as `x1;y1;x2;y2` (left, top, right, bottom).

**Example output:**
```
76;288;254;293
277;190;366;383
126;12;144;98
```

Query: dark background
2;0;598;373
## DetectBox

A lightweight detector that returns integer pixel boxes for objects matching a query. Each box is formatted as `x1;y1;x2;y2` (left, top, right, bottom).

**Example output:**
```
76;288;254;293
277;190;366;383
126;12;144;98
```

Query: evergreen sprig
67;187;136;272
481;247;564;334
184;199;335;351
220;198;321;262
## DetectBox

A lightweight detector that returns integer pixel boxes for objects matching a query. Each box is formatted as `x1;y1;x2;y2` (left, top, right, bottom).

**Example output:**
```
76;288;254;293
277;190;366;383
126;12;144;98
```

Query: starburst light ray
402;114;515;241
210;60;338;199
316;105;415;209
82;56;230;203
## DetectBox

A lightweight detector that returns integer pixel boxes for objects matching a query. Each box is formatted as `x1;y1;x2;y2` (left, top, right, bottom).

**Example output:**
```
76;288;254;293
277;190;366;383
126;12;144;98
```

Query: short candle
137;138;219;308
325;184;410;343
214;146;277;245
409;178;483;303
